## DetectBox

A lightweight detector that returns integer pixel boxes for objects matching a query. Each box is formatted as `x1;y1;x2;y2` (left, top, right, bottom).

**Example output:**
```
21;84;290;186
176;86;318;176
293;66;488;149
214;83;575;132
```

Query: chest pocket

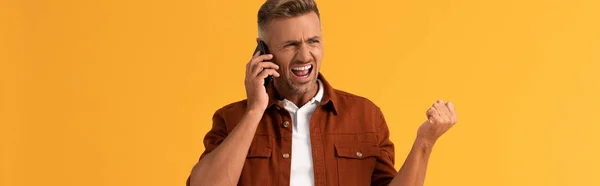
239;135;272;186
247;146;272;158
335;143;380;186
247;135;272;158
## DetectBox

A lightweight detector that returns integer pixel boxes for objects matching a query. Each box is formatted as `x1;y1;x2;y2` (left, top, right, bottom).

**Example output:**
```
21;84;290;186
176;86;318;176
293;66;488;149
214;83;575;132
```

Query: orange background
1;0;599;185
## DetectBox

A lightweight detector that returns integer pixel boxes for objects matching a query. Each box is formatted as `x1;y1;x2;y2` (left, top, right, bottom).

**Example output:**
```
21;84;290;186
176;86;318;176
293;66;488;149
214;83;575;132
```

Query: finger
426;106;436;118
433;100;450;118
250;54;274;64
252;62;279;77
426;107;439;124
431;103;441;117
247;51;264;71
253;50;261;57
446;102;458;123
429;112;441;124
256;69;281;79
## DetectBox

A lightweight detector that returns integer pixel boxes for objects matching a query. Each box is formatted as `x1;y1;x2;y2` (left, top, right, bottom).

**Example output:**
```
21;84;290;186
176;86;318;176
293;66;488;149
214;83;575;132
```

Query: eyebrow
282;36;322;45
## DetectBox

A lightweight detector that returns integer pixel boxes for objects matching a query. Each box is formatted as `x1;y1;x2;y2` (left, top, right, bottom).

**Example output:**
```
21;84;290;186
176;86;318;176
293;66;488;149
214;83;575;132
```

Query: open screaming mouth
291;64;313;78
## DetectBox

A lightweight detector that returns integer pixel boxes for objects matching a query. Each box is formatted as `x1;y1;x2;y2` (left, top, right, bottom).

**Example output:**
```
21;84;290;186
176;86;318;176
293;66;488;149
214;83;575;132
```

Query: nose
296;44;312;63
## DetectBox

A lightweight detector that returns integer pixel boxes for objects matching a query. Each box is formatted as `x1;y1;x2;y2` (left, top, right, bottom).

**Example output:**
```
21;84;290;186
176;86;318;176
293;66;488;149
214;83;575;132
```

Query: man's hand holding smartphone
244;49;280;114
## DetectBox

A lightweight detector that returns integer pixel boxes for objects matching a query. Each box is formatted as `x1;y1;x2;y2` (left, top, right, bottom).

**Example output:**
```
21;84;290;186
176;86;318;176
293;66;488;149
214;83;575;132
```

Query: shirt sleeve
200;109;229;160
187;109;229;186
372;108;397;186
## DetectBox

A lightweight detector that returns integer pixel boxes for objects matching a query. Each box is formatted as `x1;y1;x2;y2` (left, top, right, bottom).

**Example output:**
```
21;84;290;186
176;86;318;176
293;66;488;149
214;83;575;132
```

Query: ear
256;38;261;44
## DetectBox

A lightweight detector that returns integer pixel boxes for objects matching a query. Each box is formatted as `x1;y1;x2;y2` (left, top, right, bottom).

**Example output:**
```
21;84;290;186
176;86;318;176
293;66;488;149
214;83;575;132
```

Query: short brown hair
257;0;321;39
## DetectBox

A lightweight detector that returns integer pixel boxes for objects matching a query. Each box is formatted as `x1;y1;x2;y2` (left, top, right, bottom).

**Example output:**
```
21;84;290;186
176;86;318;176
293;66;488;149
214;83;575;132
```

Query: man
188;0;458;185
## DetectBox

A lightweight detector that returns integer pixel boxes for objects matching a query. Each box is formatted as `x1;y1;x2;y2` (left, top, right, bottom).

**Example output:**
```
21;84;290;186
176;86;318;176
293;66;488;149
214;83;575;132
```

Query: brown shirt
189;74;397;186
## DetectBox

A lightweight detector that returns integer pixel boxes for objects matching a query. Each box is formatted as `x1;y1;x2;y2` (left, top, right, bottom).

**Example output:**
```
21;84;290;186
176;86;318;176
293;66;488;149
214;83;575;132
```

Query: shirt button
282;121;290;128
283;153;290;159
356;151;363;158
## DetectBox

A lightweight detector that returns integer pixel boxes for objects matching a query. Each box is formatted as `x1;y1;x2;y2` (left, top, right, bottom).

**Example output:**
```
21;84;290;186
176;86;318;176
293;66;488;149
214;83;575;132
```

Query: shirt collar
267;73;339;115
312;79;324;103
278;79;324;111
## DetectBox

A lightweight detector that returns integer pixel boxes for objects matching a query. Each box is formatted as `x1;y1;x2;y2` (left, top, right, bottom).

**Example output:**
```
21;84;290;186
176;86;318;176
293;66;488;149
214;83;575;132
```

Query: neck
276;82;319;107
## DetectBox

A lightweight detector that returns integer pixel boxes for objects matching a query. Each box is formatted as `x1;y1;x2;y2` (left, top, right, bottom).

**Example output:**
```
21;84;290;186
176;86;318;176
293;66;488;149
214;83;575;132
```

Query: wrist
414;136;436;150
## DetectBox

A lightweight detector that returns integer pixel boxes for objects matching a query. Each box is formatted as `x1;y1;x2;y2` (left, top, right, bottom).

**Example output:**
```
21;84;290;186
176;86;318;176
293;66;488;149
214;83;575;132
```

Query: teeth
292;65;312;71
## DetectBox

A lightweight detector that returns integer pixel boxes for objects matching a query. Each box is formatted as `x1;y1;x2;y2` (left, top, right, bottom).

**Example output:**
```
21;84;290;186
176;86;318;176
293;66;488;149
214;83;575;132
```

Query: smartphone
253;40;273;90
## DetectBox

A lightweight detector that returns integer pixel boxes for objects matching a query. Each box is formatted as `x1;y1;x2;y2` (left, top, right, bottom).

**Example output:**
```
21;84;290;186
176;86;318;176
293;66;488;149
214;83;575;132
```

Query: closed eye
285;42;300;47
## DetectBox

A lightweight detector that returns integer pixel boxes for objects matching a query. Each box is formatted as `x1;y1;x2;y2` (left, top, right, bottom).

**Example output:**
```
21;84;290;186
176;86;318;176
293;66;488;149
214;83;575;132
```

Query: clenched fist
417;100;458;144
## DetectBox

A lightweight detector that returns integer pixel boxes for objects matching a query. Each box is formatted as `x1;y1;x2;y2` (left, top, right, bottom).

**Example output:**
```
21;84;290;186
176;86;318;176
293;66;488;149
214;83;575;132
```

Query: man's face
262;12;323;95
